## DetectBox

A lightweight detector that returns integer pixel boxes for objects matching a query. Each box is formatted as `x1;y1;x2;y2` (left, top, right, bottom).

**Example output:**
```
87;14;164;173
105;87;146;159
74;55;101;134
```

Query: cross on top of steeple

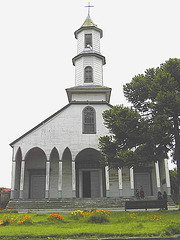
85;2;94;16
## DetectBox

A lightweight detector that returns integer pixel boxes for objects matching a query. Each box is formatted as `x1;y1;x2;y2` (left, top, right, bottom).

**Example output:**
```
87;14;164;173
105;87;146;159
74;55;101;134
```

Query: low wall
0;191;10;208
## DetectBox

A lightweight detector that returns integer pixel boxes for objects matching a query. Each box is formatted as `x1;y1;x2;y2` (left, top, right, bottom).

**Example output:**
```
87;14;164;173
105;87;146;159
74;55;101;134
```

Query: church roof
74;14;103;39
10;101;112;147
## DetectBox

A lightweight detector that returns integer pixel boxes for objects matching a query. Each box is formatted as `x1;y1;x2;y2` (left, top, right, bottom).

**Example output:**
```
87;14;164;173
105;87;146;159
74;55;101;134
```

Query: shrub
0;214;32;226
71;209;110;223
48;214;65;223
88;209;110;224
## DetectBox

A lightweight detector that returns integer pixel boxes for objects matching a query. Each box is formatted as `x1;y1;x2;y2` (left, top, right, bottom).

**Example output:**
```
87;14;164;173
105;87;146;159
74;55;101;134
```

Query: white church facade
10;13;171;201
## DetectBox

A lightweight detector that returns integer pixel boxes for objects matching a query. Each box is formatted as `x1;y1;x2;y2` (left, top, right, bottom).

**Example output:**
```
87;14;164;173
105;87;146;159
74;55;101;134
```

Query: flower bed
71;209;110;223
48;214;65;223
0;213;32;226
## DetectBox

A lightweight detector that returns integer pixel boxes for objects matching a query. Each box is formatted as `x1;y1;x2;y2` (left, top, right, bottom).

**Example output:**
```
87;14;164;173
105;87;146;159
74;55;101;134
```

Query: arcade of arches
12;147;106;199
11;146;171;200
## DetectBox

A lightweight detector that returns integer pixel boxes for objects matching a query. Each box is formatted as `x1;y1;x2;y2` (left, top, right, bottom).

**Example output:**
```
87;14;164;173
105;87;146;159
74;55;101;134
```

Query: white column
118;168;123;197
10;161;16;199
45;161;50;199
105;166;110;197
130;167;134;196
19;160;25;199
164;159;171;195
72;160;76;198
155;161;161;192
58;161;62;198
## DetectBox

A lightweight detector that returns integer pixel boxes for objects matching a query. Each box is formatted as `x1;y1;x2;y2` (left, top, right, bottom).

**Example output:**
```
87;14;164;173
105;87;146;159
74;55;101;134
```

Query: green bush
88;214;109;223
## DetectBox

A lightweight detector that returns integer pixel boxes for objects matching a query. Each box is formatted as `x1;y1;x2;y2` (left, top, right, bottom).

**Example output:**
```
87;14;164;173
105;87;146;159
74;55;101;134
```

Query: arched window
84;66;93;83
83;106;96;134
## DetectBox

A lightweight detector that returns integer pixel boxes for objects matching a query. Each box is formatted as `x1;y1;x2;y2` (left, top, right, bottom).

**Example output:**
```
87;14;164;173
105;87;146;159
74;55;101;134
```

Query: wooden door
30;175;46;199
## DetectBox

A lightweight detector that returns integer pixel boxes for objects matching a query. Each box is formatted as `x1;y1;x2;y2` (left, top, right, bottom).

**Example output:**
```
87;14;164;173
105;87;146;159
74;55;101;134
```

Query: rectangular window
85;34;92;48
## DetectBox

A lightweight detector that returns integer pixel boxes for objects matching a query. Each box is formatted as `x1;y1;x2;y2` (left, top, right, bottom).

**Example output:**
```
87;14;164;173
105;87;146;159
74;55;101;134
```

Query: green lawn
0;209;179;239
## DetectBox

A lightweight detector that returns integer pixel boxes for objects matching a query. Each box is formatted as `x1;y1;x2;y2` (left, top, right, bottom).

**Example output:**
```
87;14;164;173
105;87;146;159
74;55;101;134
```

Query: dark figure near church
158;191;163;200
135;188;140;199
163;191;167;200
140;186;144;199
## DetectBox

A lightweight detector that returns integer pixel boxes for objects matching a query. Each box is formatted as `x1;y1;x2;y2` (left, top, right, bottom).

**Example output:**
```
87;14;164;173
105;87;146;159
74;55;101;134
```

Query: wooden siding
75;56;103;86
72;93;106;102
75;58;83;86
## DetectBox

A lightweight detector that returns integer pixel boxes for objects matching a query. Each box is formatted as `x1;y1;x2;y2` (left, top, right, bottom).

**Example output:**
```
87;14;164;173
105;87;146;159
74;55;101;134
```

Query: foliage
88;209;110;223
47;213;65;223
71;209;84;220
170;169;179;195
123;58;180;191
71;209;110;223
0;213;32;226
99;106;171;168
99;58;180;192
0;211;179;239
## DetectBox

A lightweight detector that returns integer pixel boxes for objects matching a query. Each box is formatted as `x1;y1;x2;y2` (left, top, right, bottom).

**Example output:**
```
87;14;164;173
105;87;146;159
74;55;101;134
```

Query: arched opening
24;147;46;199
49;148;59;198
82;106;96;134
62;147;72;198
84;66;93;83
75;148;105;198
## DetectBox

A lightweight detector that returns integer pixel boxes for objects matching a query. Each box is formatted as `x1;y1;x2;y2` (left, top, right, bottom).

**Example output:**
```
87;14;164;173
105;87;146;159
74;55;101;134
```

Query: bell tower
66;6;111;103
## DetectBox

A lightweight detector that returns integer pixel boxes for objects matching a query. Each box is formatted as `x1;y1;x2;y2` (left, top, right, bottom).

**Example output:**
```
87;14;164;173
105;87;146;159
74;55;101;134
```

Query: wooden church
9;10;171;203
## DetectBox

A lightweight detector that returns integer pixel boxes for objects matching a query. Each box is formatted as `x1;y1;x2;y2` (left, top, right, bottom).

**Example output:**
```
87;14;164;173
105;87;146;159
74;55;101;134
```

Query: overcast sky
0;0;179;188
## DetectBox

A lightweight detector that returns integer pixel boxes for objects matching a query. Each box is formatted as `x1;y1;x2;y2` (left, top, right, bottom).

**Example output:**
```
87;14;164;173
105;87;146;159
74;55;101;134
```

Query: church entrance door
82;170;100;198
134;173;152;196
30;175;46;199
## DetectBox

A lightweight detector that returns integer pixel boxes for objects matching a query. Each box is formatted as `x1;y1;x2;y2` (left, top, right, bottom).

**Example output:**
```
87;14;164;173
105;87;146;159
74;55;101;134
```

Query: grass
0;209;179;239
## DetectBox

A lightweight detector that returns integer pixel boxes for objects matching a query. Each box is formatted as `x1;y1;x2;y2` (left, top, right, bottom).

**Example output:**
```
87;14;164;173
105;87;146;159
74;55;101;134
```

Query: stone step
7;197;178;212
7;198;127;211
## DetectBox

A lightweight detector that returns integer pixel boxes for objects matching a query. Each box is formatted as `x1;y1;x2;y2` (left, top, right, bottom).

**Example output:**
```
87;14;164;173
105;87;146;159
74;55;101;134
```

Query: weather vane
85;2;94;15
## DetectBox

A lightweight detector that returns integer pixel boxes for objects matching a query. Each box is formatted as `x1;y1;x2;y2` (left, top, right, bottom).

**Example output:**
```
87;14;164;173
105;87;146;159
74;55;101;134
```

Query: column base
131;189;135;197
72;190;76;198
166;187;171;196
58;191;62;199
19;190;24;199
106;190;110;198
119;189;123;197
45;190;49;199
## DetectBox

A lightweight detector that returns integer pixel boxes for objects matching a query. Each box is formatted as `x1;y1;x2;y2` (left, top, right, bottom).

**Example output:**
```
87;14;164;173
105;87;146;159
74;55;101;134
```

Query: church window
85;34;92;48
84;66;93;83
83;106;96;134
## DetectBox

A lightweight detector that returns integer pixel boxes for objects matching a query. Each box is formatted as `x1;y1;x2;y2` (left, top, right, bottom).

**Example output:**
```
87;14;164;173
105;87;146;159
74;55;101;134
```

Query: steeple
82;13;96;27
66;7;111;103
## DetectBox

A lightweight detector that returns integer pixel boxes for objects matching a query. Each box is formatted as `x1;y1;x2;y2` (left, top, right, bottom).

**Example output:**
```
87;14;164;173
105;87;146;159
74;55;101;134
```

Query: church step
7;198;127;211
7;197;177;211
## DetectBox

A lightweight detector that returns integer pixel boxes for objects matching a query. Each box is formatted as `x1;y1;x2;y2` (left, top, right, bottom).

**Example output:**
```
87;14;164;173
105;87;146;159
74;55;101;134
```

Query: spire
74;3;103;39
82;2;96;27
82;14;97;27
